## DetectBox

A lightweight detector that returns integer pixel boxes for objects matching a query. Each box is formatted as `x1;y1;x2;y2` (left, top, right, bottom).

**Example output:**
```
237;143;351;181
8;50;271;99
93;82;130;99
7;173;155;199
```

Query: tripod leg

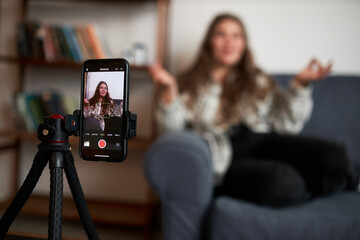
0;151;49;239
48;152;64;240
64;151;99;240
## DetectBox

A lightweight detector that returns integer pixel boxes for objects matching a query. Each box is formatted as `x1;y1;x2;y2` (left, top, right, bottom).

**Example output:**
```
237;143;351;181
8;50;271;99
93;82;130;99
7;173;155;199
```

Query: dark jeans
217;125;359;207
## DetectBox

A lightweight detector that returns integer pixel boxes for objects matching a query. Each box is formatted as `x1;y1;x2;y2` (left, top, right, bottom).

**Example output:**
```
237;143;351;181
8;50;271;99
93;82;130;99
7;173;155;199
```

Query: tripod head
37;112;78;144
37;109;137;154
38;109;136;143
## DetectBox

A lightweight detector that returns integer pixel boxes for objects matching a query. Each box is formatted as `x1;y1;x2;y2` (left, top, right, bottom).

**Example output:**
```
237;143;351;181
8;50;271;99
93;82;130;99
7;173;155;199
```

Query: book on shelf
85;24;106;59
16;21;111;63
10;90;78;133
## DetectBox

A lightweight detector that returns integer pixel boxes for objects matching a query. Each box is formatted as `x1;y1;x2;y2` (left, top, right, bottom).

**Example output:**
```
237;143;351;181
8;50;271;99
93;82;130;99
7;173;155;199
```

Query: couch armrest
144;130;213;240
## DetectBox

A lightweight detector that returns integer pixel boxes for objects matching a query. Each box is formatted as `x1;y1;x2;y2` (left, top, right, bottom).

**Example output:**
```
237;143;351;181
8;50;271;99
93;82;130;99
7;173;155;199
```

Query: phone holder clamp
125;111;137;139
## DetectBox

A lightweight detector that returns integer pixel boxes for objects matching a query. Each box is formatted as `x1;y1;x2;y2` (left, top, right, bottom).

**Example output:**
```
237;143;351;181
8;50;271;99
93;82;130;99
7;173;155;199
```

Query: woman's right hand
149;63;178;104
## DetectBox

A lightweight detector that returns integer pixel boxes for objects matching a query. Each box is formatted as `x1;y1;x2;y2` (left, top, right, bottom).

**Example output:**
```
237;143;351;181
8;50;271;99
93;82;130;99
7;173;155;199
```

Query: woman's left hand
294;58;332;87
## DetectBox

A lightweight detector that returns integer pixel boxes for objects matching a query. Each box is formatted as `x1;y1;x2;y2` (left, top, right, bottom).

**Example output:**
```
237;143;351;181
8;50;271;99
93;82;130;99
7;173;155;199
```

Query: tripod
0;111;99;240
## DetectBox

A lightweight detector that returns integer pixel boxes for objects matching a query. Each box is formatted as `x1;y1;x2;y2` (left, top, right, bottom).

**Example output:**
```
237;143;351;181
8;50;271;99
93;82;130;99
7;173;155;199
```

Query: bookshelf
0;0;169;238
0;55;150;71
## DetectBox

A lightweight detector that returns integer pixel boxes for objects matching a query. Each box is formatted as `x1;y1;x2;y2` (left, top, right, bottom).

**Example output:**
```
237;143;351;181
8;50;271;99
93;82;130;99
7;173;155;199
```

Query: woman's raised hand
149;63;178;104
294;58;332;87
84;98;90;110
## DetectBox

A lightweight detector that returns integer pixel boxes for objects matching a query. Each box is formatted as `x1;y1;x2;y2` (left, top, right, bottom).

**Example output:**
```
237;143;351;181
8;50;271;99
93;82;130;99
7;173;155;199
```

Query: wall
168;0;360;75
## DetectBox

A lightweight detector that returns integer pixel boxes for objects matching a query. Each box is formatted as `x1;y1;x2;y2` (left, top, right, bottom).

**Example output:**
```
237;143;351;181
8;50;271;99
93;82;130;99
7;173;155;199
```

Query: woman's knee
221;160;309;207
260;161;310;207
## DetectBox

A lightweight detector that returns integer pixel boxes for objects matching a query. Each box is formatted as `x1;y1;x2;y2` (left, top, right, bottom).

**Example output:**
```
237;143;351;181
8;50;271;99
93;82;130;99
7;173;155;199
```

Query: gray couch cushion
210;192;360;240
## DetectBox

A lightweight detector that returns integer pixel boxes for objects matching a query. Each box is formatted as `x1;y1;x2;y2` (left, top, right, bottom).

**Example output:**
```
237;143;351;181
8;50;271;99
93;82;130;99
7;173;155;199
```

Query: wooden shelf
7;231;83;240
28;0;157;3
0;195;157;228
0;130;153;151
0;55;149;71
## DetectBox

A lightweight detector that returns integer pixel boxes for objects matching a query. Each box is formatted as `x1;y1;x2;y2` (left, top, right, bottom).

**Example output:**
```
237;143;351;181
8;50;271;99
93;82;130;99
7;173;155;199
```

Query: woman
149;13;358;207
84;81;122;131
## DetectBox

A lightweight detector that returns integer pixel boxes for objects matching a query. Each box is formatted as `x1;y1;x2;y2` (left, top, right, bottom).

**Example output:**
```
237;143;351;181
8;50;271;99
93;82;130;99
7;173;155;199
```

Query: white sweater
155;76;313;184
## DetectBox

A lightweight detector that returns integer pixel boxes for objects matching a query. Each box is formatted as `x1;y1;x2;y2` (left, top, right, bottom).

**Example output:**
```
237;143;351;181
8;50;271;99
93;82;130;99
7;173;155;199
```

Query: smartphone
80;58;129;162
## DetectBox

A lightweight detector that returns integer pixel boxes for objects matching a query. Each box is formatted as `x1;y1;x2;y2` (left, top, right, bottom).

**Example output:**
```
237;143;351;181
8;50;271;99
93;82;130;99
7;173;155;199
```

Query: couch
144;75;360;240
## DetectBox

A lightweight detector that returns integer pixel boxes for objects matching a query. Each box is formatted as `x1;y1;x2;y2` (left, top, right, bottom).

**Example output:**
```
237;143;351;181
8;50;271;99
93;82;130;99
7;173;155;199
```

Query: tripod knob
38;123;56;142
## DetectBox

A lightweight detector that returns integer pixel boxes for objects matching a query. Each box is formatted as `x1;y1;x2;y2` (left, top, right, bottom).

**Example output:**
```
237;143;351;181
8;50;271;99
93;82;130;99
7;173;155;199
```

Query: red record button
98;139;106;149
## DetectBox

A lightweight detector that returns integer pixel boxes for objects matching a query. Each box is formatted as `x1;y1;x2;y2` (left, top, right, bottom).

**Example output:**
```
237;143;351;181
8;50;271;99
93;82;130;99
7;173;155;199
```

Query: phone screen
80;59;129;162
